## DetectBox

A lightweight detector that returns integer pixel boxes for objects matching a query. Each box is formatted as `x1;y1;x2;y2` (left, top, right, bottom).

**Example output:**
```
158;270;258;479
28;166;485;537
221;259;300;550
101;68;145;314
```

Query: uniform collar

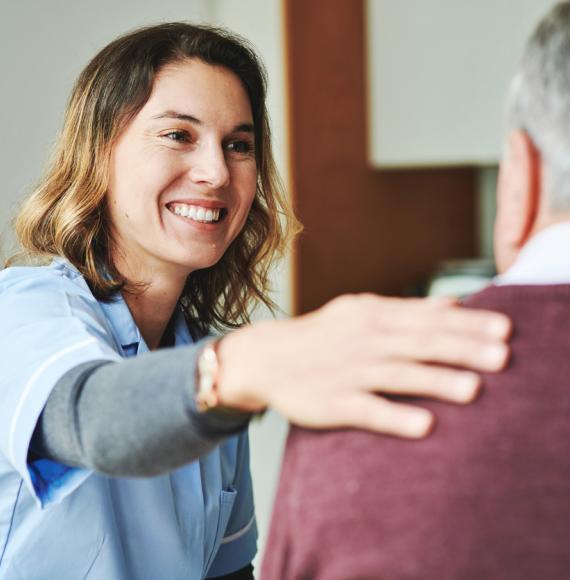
52;258;193;354
99;294;145;354
99;294;194;355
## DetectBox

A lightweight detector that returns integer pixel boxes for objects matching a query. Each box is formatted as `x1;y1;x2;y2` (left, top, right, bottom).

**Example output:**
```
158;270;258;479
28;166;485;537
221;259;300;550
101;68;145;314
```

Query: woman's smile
168;203;224;224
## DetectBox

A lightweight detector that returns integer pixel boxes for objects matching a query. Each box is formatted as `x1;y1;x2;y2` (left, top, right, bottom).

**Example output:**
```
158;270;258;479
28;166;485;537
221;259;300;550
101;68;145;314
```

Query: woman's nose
188;144;230;190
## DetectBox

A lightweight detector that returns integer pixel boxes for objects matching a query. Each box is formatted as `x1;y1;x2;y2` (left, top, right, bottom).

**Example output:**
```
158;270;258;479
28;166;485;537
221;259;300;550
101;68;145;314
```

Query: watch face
196;342;220;412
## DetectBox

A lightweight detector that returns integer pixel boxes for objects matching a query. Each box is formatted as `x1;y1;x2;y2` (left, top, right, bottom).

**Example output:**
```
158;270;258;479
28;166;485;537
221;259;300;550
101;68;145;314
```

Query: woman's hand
216;294;511;438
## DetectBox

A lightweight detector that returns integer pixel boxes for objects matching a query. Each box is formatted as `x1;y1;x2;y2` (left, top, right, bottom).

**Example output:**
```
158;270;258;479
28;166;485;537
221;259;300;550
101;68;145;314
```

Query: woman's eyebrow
152;110;201;124
151;111;254;133
233;123;254;134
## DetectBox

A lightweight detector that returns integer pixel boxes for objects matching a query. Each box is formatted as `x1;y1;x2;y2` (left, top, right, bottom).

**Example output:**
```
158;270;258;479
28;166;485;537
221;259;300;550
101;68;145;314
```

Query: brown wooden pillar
285;0;479;314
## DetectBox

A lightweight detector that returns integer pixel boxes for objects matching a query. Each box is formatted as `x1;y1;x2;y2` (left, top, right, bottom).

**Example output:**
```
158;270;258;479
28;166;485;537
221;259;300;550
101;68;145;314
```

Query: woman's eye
162;130;190;143
226;140;254;155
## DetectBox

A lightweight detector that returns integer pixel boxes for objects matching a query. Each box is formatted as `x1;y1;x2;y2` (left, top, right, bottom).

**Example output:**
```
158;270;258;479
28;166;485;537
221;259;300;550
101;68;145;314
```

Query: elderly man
261;2;570;579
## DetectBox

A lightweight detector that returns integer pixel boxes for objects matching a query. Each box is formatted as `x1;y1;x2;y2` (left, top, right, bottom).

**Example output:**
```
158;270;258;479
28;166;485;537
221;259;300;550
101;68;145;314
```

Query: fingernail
408;410;434;438
484;344;508;368
488;317;511;338
456;373;480;402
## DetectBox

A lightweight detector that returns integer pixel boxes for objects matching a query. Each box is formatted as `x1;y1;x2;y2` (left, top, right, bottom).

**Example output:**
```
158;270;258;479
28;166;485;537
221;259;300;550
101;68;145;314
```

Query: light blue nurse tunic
0;260;257;579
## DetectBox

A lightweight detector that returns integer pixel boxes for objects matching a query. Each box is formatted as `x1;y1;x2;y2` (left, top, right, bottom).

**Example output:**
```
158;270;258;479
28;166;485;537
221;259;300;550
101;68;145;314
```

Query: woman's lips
167;198;226;209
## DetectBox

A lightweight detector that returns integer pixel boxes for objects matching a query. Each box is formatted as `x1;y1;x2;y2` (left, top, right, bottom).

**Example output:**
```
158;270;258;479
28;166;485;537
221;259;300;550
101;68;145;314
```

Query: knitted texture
262;285;570;580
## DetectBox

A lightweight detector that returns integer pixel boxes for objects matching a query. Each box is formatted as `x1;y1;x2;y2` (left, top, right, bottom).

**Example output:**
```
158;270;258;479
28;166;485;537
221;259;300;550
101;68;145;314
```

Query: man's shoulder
463;283;570;313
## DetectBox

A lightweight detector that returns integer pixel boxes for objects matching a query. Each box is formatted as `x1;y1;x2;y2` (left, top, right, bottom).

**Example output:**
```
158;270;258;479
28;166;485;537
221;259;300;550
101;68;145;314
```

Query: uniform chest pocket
204;487;237;575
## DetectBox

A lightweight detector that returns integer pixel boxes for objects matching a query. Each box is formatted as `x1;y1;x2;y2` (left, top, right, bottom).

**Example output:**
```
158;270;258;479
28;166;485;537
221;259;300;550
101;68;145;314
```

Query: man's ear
494;130;541;273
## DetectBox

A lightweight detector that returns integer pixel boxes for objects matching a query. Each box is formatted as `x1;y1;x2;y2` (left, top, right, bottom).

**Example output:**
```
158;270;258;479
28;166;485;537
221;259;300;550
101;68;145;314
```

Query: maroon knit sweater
261;285;570;580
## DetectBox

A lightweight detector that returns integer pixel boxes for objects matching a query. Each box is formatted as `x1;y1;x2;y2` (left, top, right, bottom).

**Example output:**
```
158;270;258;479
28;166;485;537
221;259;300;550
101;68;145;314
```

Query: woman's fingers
334;294;511;340
323;392;434;439
372;333;509;371
407;306;511;340
360;362;481;403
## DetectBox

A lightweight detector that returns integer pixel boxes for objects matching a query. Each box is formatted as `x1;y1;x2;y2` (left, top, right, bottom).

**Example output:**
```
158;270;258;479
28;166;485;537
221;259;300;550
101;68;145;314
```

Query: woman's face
107;58;258;281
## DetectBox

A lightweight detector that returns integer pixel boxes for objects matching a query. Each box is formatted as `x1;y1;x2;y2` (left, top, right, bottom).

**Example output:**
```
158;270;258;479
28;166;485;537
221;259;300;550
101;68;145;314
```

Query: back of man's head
495;2;570;272
507;1;570;212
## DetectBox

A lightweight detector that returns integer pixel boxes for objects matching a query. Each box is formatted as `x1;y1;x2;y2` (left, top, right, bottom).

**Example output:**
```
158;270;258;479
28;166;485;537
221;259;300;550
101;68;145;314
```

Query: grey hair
506;1;570;211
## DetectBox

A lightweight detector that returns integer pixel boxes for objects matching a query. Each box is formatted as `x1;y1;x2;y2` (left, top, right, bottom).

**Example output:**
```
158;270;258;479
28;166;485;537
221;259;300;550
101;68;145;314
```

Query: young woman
0;23;510;579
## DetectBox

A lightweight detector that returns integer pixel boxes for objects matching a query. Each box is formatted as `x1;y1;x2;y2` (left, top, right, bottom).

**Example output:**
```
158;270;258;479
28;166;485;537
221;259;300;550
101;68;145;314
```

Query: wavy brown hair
11;22;301;333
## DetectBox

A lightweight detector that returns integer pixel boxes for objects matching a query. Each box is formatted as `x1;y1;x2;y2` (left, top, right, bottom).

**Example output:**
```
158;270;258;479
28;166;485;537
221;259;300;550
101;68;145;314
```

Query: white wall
0;0;210;255
366;0;558;167
0;0;290;572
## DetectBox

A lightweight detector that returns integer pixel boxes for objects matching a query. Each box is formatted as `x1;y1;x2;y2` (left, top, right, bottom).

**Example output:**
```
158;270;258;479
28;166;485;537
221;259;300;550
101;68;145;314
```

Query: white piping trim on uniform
220;514;256;545
9;338;98;467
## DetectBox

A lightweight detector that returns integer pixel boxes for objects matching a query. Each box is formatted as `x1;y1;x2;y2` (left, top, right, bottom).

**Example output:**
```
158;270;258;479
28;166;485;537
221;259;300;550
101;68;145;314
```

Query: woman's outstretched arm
32;295;511;475
30;342;251;477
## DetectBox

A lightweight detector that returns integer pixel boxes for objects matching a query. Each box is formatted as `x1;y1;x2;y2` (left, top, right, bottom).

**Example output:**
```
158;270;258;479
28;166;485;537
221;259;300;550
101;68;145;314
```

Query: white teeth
170;203;222;223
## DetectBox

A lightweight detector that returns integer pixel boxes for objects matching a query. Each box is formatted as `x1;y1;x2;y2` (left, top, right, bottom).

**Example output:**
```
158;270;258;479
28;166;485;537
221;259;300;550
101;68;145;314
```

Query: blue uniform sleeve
207;431;258;578
0;265;122;508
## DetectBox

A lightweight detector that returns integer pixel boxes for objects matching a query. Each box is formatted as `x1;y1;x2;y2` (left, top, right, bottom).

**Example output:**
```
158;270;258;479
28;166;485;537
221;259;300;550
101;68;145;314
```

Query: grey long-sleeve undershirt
30;344;252;477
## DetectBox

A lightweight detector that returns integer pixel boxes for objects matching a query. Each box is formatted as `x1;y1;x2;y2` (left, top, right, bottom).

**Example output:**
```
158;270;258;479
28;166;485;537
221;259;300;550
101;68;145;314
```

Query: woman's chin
170;253;224;276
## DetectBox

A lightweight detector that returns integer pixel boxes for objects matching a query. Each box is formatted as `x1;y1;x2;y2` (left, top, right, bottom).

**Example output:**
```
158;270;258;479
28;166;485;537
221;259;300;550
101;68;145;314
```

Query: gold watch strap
195;340;221;413
195;339;255;419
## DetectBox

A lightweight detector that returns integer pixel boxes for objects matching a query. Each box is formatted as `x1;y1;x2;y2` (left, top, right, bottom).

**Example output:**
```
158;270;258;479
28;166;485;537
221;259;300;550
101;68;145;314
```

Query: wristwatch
195;339;255;420
195;339;223;412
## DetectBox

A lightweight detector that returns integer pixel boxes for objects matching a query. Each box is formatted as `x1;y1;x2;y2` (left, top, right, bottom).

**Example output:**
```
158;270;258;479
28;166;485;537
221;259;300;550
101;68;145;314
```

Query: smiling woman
0;21;511;580
106;60;260;346
14;24;290;338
